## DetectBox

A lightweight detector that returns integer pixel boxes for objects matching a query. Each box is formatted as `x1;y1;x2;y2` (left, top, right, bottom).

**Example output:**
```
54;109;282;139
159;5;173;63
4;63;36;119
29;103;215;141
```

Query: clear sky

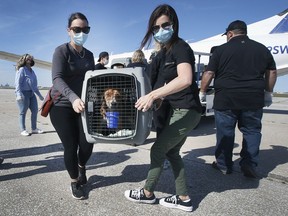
0;0;287;92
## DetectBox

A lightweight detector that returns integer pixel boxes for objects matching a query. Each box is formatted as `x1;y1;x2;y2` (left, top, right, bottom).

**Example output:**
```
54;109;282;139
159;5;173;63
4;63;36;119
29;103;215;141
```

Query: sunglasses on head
152;22;173;34
70;26;90;34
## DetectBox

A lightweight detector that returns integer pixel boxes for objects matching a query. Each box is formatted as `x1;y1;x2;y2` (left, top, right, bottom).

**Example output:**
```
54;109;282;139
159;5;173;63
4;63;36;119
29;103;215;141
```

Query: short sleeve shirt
207;35;276;110
159;39;201;111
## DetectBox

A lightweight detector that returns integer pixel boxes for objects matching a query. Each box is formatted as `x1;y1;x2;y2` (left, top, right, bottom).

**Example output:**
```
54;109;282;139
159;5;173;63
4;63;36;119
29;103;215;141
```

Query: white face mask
103;58;109;65
72;32;88;46
153;27;174;44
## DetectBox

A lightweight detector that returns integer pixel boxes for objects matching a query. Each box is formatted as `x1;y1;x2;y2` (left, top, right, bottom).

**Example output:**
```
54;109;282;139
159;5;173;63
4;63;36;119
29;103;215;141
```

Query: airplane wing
0;51;52;71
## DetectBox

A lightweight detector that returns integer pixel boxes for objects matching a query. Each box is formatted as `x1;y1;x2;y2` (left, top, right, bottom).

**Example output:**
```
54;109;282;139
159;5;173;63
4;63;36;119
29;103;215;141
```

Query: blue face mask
153;28;174;44
72;32;88;46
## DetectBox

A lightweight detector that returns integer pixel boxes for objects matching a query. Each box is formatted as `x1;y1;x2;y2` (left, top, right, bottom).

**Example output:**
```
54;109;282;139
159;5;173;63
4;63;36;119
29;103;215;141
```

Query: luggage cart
81;67;152;144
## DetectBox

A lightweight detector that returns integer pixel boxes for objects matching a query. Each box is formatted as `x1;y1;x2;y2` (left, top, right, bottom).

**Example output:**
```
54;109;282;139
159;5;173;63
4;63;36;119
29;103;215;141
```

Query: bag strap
50;44;78;102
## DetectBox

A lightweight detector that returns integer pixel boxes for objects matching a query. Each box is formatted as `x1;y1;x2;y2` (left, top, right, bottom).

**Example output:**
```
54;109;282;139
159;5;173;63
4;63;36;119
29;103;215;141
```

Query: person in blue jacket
15;54;44;136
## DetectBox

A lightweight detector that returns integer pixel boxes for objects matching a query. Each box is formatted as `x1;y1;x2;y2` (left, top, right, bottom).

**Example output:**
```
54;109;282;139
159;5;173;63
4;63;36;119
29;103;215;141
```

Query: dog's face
103;89;121;109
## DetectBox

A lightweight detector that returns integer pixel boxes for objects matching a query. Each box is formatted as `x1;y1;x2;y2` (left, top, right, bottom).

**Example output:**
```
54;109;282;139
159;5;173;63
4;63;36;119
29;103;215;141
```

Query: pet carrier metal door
81;67;152;144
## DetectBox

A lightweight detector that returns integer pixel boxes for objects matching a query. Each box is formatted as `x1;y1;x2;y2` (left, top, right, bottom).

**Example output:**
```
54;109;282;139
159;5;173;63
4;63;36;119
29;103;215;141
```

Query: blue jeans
16;90;38;131
214;109;263;169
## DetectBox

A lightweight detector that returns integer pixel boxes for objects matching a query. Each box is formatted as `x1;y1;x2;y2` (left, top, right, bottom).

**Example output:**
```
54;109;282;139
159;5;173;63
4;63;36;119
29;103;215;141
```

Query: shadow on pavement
179;143;288;211
0;143;65;181
0;145;141;184
235;144;288;178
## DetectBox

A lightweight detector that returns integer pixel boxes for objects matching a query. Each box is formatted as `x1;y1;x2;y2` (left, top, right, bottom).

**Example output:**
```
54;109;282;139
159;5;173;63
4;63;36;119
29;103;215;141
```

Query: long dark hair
140;4;179;51
68;12;89;28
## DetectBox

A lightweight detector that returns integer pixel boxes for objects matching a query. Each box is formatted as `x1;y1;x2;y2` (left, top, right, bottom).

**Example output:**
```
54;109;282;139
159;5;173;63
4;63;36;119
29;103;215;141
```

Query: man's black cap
222;20;247;36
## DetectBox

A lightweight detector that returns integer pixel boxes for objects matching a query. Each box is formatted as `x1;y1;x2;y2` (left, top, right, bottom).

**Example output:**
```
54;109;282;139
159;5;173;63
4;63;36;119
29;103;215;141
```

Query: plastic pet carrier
81;67;152;144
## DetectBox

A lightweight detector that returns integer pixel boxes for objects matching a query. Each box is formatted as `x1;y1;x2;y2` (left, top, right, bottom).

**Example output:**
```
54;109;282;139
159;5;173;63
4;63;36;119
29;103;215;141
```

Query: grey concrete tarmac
0;89;287;216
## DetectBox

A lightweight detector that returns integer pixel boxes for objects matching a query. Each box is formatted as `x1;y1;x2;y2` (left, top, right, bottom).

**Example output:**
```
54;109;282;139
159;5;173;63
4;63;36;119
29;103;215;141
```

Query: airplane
92;8;288;117
1;8;287;75
0;9;286;120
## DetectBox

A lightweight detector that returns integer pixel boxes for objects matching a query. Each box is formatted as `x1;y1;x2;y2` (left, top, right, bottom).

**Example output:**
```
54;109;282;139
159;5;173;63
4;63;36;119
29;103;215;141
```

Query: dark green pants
144;108;201;195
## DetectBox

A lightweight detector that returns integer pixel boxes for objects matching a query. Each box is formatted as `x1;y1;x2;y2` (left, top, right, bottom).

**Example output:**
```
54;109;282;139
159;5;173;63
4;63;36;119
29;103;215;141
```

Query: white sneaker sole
20;132;30;136
159;198;193;212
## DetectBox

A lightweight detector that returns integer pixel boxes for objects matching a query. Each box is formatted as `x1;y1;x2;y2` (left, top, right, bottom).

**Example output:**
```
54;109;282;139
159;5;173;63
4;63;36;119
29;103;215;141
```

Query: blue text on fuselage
267;45;288;54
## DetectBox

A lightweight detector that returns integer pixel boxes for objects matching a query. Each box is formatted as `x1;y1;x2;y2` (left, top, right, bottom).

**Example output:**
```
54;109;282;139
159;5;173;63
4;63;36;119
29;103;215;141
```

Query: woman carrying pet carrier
124;4;202;212
49;12;95;200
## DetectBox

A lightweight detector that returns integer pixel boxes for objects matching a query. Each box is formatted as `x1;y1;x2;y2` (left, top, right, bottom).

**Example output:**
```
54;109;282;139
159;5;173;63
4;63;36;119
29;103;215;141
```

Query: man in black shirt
200;20;277;178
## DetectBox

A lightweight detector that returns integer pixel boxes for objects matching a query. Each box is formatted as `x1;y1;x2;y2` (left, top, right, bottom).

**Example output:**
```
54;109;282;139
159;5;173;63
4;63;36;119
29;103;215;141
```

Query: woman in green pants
124;4;202;212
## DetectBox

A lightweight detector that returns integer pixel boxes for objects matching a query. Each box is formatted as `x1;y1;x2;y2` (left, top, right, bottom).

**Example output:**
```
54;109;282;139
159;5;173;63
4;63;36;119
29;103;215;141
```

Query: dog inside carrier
81;67;152;144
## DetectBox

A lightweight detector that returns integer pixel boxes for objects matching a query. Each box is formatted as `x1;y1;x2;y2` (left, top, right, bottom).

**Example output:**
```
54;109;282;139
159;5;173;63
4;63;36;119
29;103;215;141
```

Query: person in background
127;49;147;68
49;12;95;200
95;51;109;69
15;54;44;136
124;4;202;212
199;20;277;178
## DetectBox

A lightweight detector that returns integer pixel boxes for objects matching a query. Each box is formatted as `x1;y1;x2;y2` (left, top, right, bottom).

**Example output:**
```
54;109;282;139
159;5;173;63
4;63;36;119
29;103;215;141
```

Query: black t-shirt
207;35;276;110
51;43;95;107
158;39;201;111
95;63;107;70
